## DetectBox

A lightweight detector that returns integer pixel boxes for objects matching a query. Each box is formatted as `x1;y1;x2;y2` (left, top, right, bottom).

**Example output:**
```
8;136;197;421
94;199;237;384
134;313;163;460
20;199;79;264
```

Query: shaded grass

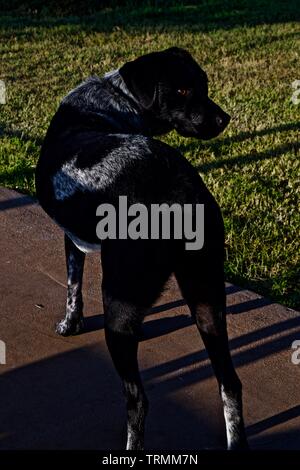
1;0;300;30
0;1;299;308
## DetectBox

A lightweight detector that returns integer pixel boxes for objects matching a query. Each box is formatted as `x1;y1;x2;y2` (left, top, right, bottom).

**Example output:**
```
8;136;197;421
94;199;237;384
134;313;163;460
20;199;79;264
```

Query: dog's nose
216;113;230;128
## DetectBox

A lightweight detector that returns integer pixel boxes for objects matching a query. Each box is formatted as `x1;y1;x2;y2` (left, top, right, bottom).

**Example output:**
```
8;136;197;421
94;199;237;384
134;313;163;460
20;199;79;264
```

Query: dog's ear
119;48;193;110
119;52;160;110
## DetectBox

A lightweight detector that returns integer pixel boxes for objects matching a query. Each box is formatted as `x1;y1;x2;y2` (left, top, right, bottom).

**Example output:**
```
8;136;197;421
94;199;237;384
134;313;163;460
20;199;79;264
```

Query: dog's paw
55;317;84;336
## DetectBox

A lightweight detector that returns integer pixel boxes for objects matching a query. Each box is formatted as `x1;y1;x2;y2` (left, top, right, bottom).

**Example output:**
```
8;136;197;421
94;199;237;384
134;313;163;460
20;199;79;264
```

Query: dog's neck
103;69;173;136
103;69;140;111
62;70;172;136
102;69;147;133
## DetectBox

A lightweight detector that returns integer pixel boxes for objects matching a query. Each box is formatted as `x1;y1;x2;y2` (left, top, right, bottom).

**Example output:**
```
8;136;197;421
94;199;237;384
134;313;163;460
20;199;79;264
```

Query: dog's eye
177;89;190;97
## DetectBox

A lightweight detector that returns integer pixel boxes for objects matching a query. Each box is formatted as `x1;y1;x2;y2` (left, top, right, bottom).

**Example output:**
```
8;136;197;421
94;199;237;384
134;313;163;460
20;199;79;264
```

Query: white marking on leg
221;385;240;450
56;319;69;335
126;426;135;450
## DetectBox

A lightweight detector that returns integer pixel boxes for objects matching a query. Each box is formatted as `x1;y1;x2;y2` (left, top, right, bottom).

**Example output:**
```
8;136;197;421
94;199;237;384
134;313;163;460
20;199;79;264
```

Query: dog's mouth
174;112;231;140
175;125;227;140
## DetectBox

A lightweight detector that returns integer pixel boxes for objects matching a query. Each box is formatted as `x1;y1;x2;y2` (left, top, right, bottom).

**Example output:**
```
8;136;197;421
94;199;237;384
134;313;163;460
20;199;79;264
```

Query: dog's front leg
56;234;85;336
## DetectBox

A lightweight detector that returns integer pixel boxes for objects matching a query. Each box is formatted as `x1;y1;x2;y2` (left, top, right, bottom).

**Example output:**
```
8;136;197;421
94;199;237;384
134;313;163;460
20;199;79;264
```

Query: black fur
35;47;247;450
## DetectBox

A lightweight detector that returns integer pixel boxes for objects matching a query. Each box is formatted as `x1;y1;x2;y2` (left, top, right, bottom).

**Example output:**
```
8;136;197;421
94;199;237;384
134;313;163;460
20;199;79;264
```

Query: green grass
0;1;299;309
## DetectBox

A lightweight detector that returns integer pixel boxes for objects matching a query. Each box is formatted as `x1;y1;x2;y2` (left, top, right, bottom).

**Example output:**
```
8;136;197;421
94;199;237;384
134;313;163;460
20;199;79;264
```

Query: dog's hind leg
101;239;172;450
56;233;85;336
175;256;248;450
103;292;148;450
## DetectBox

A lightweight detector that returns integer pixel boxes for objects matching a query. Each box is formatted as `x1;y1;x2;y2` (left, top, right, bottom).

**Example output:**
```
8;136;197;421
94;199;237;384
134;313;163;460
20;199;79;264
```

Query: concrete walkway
0;187;299;450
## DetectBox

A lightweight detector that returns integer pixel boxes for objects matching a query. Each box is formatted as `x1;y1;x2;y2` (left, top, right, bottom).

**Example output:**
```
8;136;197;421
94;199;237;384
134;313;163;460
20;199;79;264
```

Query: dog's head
119;47;230;140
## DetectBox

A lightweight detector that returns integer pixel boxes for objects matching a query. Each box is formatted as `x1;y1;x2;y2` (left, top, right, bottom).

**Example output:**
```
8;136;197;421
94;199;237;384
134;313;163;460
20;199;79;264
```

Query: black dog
35;47;247;450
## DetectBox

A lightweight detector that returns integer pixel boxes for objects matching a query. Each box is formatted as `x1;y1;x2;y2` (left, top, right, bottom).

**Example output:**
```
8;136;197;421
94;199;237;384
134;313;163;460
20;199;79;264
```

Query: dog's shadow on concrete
0;343;224;450
1;292;300;449
0;325;299;450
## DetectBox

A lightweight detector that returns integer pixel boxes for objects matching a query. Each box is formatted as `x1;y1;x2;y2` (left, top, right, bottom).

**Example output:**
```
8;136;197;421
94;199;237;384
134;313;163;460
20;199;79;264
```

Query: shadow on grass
0;122;40;194
0;166;36;193
178;121;300;155
196;141;300;173
0;122;43;146
0;1;299;33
